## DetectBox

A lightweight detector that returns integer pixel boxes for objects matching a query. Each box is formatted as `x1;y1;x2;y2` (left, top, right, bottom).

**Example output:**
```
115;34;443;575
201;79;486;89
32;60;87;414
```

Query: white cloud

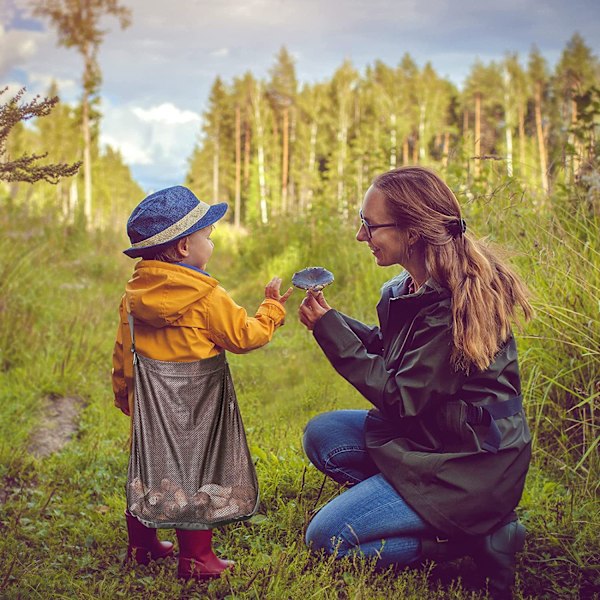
132;103;201;125
210;47;230;58
28;72;77;94
4;0;599;192
101;132;153;166
100;101;202;190
0;24;39;75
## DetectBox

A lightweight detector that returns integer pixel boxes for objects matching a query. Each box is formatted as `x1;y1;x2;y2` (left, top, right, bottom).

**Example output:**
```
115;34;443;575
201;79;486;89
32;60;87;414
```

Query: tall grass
0;181;598;599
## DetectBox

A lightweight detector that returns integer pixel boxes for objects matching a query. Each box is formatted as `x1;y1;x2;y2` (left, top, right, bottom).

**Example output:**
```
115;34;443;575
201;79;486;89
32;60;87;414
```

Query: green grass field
0;191;598;599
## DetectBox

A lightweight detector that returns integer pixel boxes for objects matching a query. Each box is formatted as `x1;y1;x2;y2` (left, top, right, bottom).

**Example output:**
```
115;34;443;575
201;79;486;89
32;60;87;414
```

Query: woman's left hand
298;290;332;330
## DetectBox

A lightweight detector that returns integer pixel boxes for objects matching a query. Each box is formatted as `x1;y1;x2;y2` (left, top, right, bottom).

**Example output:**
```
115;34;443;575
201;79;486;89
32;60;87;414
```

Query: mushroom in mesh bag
126;317;259;530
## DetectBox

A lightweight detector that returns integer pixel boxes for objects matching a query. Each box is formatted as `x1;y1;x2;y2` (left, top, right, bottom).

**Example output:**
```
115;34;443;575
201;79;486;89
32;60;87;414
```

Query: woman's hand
265;277;294;305
298;290;332;330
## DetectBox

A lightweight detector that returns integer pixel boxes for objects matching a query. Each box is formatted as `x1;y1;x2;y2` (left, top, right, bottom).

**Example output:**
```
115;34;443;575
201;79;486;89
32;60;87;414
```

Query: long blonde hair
373;166;533;372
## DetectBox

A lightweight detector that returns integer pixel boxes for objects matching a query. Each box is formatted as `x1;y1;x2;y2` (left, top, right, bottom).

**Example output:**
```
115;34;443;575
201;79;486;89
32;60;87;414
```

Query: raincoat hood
125;260;218;328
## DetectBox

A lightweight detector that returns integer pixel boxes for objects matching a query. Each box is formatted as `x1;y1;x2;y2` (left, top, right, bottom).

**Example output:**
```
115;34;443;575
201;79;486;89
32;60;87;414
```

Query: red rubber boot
125;510;174;565
176;529;234;580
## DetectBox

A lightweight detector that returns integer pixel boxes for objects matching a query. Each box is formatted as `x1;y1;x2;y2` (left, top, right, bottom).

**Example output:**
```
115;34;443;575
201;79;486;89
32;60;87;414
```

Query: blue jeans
302;410;433;569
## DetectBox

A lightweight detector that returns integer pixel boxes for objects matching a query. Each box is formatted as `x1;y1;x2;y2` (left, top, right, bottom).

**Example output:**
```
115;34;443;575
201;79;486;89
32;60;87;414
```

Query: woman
298;167;532;600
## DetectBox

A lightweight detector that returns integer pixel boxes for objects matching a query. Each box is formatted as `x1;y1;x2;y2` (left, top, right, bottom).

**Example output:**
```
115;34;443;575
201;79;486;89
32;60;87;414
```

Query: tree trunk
571;96;580;176
505;125;514;177
212;131;219;204
289;105;297;214
281;106;289;214
243;117;251;187
418;104;426;161
412;133;418;164
518;104;526;179
534;82;549;193
356;156;363;211
254;85;268;224
234;104;241;228
402;138;409;165
474;92;481;177
389;113;397;169
305;120;317;214
503;71;513;177
82;41;93;227
442;131;450;168
337;114;348;219
69;178;79;224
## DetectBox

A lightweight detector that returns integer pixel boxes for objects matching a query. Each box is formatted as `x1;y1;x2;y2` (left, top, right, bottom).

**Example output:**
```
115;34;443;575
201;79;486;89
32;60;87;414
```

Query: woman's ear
407;228;420;246
176;236;190;258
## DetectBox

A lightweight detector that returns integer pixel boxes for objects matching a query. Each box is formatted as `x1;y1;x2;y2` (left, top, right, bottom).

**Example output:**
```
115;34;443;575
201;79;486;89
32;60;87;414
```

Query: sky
1;0;599;193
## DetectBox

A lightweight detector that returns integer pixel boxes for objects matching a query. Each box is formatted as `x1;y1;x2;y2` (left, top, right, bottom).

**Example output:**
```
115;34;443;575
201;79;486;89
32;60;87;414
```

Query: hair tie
446;218;467;238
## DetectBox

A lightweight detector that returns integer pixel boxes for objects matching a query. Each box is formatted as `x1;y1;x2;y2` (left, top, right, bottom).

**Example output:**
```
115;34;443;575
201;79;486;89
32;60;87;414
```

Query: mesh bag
126;315;258;530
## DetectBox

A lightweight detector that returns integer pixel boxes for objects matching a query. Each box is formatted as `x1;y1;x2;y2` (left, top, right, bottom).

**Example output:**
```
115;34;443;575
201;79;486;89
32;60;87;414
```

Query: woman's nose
356;224;368;242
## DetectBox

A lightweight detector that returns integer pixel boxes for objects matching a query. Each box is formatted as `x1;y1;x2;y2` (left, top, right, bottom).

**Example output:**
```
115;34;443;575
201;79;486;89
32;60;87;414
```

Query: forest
0;3;599;597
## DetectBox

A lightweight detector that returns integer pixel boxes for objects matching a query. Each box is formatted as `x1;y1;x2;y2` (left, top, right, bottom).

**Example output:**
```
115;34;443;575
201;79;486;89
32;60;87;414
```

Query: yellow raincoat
112;260;286;416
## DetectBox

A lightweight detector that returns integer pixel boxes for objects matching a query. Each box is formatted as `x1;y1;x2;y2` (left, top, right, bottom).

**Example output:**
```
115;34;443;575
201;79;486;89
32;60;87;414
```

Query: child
112;185;292;580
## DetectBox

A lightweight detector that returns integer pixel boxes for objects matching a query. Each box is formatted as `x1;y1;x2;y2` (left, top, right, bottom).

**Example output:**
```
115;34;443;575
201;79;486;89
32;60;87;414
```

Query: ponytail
373;166;533;372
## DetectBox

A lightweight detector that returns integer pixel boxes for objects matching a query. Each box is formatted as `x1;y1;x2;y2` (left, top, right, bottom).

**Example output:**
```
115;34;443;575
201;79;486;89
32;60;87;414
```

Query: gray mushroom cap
292;267;334;291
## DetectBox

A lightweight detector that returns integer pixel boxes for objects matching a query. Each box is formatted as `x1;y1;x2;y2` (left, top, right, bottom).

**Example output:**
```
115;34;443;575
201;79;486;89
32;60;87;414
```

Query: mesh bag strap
127;312;137;364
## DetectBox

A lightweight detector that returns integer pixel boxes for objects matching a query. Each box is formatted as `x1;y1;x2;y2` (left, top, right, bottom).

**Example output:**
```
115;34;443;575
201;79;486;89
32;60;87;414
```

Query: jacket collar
377;271;450;331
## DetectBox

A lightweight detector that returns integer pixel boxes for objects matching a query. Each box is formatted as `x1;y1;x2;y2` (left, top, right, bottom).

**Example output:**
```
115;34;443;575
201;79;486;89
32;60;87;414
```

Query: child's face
184;225;215;270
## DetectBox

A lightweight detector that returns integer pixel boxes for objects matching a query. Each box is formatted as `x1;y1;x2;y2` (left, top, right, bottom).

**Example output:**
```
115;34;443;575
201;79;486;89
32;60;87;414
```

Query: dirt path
27;396;85;459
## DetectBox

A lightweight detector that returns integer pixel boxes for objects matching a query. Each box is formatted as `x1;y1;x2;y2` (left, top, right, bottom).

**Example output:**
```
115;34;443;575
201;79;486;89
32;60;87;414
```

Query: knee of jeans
305;514;350;557
302;413;333;468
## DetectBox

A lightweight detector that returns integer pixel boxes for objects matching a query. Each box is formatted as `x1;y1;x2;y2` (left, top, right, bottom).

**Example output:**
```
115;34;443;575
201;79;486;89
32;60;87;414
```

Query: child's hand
265;277;294;305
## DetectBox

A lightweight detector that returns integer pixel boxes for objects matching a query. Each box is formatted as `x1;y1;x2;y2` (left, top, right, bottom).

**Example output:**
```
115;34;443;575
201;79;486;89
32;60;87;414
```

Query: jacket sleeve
338;313;384;355
111;298;129;412
207;285;286;353
313;306;462;418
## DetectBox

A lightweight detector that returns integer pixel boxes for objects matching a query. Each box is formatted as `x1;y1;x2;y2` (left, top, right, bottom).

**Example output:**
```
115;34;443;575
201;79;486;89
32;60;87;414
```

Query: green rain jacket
312;271;531;537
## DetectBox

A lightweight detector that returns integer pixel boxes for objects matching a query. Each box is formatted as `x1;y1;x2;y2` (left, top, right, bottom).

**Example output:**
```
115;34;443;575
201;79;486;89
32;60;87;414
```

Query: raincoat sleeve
207;285;286;354
111;298;129;412
338;313;384;355
313;306;462;418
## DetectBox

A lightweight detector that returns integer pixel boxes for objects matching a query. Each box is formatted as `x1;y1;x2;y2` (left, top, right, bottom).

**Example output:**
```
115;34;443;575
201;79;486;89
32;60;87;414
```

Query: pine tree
528;47;550;193
268;47;298;215
554;33;600;178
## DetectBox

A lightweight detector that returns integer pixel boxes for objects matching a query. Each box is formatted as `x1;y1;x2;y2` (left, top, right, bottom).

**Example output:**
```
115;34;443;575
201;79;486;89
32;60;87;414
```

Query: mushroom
291;267;334;291
147;490;163;506
190;491;210;508
129;477;148;497
198;483;232;497
174;488;188;508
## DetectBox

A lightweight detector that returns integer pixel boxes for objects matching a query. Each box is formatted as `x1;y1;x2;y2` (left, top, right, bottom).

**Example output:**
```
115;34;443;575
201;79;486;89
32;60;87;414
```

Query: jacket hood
125;260;218;328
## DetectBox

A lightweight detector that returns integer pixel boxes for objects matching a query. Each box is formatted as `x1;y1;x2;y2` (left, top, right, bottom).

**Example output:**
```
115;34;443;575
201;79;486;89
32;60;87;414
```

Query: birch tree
32;0;130;227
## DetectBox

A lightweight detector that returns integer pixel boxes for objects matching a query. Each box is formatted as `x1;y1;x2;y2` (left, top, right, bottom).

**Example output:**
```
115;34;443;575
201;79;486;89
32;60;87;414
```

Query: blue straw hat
123;186;228;258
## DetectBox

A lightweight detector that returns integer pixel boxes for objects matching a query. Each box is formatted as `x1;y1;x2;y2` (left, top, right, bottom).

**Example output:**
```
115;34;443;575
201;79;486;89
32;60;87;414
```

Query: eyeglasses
359;210;398;240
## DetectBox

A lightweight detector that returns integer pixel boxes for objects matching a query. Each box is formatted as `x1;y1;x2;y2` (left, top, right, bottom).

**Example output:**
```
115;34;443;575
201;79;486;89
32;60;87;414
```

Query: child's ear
176;236;190;258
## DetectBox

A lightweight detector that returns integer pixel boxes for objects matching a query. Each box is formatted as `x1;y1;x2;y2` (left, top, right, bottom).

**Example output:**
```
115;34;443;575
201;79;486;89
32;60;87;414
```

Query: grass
0;186;598;599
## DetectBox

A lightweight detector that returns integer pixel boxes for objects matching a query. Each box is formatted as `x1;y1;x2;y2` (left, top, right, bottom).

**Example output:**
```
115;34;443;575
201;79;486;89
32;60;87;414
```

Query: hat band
130;202;210;249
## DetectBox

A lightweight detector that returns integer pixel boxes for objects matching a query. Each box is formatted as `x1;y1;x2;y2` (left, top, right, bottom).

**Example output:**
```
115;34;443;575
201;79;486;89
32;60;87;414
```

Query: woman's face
356;185;409;267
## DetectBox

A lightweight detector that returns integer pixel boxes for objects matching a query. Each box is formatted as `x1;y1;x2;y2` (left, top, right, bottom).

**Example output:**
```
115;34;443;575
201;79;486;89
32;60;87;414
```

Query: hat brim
123;202;228;258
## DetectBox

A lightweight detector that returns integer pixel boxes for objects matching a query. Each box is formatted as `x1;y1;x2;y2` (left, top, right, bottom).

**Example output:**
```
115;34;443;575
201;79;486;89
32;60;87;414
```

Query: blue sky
2;0;599;193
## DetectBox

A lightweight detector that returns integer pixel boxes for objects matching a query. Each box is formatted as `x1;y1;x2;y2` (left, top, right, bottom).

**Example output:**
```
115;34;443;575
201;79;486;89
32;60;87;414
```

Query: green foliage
0;87;81;183
0;182;598;597
1;51;600;596
186;37;599;229
2;83;143;229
